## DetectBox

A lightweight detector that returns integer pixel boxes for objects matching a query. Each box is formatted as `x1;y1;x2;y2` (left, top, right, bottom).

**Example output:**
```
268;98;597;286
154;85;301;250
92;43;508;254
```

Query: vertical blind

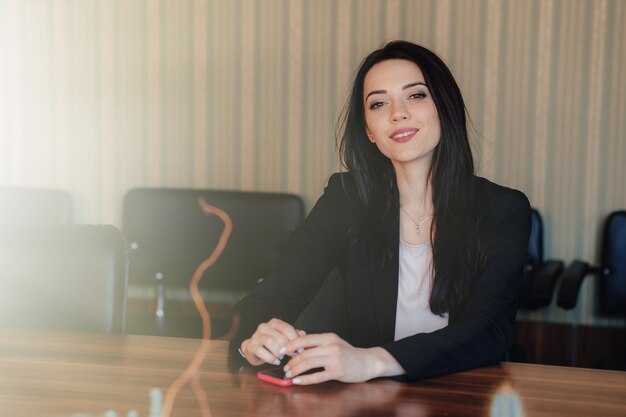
1;0;625;324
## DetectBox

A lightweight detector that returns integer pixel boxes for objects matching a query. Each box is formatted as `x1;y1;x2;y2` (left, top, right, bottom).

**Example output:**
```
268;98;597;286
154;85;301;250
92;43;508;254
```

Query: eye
409;92;427;100
368;101;385;110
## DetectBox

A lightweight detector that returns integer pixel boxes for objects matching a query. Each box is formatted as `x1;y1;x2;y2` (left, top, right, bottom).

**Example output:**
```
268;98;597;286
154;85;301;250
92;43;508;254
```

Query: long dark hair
338;41;481;315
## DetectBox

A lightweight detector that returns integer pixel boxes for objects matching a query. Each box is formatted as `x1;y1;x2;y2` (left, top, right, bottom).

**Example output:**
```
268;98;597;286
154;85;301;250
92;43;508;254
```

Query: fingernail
283;365;290;372
292;378;302;385
284;370;292;378
274;359;281;366
279;355;284;360
298;348;304;354
279;347;286;354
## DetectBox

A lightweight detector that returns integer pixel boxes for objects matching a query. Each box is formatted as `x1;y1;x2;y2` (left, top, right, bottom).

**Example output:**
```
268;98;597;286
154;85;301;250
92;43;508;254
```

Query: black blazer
231;172;531;381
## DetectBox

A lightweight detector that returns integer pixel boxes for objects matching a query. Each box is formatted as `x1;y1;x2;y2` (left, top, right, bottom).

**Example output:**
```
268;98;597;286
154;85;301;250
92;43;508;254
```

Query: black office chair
518;209;564;310
556;210;626;369
122;188;304;339
0;186;73;225
0;225;128;333
557;211;626;314
510;209;564;363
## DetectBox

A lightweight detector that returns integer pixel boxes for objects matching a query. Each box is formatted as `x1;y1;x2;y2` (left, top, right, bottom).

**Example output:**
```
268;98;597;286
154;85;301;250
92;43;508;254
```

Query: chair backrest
599;211;626;316
123;188;304;297
520;209;544;304
0;225;128;333
0;186;73;225
527;209;543;268
518;209;564;311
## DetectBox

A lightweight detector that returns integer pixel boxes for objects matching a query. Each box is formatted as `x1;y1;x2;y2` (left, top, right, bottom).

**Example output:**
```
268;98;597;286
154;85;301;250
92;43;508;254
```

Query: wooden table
0;329;625;417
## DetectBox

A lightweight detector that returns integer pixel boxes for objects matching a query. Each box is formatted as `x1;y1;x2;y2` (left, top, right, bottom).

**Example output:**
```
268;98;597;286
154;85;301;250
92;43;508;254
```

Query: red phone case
257;368;293;387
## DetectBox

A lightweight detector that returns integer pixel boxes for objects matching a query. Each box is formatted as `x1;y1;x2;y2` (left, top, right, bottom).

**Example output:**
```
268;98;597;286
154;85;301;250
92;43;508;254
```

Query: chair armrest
556;260;590;310
531;260;564;308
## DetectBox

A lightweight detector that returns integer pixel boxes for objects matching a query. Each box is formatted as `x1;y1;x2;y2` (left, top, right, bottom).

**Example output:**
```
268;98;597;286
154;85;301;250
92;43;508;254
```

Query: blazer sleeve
229;173;355;359
381;187;531;381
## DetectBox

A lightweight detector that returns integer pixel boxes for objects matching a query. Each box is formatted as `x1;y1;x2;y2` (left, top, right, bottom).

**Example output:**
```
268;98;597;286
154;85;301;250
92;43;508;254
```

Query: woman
230;41;531;384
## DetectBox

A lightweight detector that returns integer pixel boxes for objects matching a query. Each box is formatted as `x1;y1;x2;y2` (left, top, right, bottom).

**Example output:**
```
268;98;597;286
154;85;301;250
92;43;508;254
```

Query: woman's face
363;59;441;171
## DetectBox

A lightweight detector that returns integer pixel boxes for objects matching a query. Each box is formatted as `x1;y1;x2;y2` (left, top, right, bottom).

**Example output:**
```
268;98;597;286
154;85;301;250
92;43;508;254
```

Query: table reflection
231;363;514;417
240;376;427;417
490;382;525;417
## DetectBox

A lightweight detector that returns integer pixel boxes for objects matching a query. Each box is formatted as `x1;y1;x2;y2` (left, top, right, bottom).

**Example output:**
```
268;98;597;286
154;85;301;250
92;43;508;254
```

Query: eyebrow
365;82;428;100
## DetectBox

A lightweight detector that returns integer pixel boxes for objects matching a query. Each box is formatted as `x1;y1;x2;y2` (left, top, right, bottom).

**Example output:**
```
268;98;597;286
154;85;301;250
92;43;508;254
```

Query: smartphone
257;367;294;387
257;367;325;387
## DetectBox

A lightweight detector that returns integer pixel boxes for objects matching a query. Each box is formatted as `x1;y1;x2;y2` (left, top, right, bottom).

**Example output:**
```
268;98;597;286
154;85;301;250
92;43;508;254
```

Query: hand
240;318;304;366
240;367;407;417
281;333;404;385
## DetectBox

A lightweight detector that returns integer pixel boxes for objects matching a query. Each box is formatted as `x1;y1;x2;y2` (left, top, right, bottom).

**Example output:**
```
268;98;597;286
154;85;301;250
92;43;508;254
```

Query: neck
393;161;432;209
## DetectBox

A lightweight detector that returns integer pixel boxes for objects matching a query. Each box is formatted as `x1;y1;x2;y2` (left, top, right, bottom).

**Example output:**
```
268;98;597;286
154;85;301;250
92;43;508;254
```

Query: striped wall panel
1;0;625;324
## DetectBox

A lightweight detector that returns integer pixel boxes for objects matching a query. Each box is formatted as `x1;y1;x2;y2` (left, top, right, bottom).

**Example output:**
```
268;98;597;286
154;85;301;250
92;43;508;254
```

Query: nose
390;101;409;122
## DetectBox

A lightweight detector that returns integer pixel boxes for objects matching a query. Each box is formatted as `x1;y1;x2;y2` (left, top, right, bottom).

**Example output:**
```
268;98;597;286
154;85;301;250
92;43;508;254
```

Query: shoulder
473;176;531;216
473;176;532;244
326;172;356;191
322;172;360;205
306;172;361;224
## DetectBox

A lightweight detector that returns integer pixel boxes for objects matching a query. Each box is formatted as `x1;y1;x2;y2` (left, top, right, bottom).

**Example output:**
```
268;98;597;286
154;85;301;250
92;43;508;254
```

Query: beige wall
1;0;625;324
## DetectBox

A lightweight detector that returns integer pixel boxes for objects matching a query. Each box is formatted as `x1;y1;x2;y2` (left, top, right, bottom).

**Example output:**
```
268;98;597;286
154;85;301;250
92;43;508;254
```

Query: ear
365;127;375;143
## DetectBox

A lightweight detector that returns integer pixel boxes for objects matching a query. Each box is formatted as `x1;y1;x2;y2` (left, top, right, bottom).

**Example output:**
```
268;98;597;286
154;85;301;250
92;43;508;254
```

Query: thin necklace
400;204;432;236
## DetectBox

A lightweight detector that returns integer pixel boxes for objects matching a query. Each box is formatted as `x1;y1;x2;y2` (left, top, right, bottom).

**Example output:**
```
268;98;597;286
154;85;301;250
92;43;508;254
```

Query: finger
283;347;330;378
256;321;296;354
283;332;337;355
254;329;285;359
281;330;306;357
247;341;282;366
267;318;300;342
284;352;333;384
292;369;333;386
255;321;297;358
292;329;307;354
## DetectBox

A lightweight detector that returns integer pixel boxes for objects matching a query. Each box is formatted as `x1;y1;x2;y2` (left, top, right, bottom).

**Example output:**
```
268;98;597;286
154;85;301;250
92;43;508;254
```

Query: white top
394;239;448;341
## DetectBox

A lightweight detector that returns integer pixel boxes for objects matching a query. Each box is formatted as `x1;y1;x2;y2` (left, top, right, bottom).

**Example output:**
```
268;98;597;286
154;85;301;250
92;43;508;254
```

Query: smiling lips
390;128;419;143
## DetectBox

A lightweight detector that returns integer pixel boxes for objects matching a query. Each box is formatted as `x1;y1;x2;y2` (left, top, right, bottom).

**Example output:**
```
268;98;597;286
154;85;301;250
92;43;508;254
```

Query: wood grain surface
0;329;624;417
